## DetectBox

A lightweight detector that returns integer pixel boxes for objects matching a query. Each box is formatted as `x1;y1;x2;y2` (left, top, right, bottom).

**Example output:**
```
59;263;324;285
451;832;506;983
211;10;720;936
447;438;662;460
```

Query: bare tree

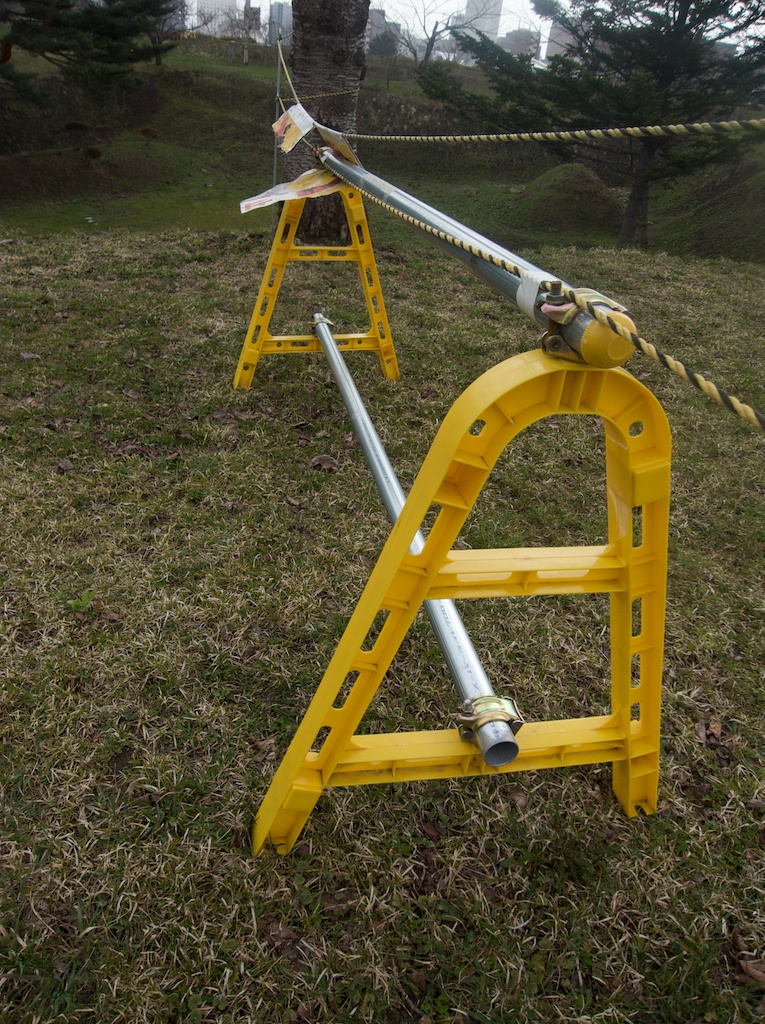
148;0;189;65
223;1;263;64
396;0;502;67
285;0;370;243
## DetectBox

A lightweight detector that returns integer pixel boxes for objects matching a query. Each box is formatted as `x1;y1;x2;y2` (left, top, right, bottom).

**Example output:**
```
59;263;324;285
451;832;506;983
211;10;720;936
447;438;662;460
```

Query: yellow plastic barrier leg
234;187;399;388
252;350;671;855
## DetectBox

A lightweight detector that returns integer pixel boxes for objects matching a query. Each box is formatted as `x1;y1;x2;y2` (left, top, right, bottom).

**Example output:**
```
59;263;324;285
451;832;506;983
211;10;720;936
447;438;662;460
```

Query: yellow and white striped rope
343;118;765;145
272;41;763;432
299;88;361;101
325;159;765;432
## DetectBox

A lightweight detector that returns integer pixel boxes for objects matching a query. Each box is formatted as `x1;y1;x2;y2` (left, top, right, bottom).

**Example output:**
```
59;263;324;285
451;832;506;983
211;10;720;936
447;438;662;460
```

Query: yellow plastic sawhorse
252;349;671;855
234;187;399;388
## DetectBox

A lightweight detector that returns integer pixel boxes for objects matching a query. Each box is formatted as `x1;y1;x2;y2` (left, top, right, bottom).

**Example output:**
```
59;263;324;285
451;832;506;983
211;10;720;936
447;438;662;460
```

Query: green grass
1;45;764;1023
0;57;278;236
1;219;764;1023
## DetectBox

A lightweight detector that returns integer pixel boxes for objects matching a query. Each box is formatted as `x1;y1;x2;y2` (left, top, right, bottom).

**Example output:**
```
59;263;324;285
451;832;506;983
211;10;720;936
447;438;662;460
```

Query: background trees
395;0;512;68
421;0;765;247
1;0;181;92
394;0;465;67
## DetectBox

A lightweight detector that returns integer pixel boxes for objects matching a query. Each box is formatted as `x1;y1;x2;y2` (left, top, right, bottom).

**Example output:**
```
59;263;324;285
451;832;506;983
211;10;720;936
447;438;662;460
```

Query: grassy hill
1;41;763;259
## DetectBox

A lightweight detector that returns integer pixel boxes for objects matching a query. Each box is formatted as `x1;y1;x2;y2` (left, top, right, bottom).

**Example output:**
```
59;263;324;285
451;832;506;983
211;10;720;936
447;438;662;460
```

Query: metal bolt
545;280;567;306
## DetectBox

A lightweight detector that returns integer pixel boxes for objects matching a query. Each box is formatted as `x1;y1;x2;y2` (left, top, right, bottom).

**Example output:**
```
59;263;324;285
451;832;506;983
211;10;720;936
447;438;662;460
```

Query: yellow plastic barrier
234;187;399;388
252;349;672;855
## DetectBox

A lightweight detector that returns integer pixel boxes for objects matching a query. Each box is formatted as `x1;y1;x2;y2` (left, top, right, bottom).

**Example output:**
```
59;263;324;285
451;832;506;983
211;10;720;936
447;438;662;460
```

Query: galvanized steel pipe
313;313;520;767
319;150;634;365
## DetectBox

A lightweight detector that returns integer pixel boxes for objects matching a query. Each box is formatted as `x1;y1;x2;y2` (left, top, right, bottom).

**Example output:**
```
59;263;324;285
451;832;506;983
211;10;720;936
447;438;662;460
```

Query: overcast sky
376;0;545;37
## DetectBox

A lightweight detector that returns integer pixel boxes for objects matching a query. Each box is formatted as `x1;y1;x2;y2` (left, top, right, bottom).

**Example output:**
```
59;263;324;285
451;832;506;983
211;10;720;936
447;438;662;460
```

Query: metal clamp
540;288;636;369
456;695;524;742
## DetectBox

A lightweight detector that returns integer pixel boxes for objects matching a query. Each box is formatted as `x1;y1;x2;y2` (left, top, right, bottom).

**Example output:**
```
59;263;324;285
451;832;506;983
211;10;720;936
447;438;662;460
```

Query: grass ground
1;37;765;1024
1;211;764;1022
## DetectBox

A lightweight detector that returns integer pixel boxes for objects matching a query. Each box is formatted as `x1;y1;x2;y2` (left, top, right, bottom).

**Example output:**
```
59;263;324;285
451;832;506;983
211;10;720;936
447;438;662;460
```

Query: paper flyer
272;103;315;153
315;123;362;166
240;168;344;212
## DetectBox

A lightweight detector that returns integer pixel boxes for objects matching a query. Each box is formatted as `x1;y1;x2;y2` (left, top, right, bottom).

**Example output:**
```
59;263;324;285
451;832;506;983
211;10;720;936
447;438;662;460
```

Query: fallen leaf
695;720;707;744
265;922;299;947
509;788;529;808
406;969;428;993
732;925;750;952
740;960;765;985
310;454;339;472
707;716;722;740
252;736;276;762
422;821;441;840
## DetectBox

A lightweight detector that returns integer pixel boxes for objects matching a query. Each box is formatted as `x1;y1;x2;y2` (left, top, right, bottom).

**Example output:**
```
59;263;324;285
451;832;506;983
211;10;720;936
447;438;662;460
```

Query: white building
197;0;237;34
544;20;578;60
463;0;503;42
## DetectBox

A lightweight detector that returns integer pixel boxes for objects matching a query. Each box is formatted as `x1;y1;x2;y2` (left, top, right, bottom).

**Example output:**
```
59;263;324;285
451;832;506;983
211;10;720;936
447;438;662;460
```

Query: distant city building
367;8;387;43
197;0;237;34
243;0;262;37
462;0;503;42
545;20;578;60
267;1;292;44
365;8;401;52
499;28;541;58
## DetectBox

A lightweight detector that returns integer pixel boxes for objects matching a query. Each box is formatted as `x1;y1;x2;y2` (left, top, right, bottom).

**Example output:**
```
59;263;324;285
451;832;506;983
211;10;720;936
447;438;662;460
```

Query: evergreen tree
368;29;398;60
421;0;765;247
2;0;179;92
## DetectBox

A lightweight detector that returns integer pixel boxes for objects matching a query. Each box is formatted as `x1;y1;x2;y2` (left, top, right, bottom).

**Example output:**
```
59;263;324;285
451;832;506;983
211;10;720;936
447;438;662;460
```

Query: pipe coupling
540;288;636;368
456;695;524;741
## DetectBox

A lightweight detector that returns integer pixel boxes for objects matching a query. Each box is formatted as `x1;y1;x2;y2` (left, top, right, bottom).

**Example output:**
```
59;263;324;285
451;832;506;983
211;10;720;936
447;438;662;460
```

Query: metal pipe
318;150;624;358
270;37;283;234
313;313;520;767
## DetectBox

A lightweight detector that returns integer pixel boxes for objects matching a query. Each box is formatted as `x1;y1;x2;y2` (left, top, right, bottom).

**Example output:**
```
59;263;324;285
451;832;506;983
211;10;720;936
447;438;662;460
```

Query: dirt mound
513;163;625;241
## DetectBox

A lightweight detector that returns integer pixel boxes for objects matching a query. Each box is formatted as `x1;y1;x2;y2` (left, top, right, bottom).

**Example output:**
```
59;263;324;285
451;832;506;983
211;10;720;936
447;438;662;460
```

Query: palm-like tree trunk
285;0;370;244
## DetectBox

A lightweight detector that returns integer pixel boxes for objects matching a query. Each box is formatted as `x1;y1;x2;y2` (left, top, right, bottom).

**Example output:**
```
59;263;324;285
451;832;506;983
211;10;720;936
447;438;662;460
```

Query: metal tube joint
540;287;637;369
456;695;524;743
318;148;638;371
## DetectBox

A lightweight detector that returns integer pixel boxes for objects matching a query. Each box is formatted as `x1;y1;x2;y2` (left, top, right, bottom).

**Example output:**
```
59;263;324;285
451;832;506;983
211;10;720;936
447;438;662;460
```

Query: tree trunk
617;141;660;249
421;22;440;67
285;0;370;244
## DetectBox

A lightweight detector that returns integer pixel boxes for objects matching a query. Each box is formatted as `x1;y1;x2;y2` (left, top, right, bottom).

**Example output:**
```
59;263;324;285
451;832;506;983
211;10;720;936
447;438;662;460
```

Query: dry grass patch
1;227;764;1023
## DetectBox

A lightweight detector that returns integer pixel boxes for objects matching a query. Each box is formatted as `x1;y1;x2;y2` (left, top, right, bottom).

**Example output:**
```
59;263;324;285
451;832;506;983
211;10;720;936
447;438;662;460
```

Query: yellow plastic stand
253;350;672;855
234;187;399;388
